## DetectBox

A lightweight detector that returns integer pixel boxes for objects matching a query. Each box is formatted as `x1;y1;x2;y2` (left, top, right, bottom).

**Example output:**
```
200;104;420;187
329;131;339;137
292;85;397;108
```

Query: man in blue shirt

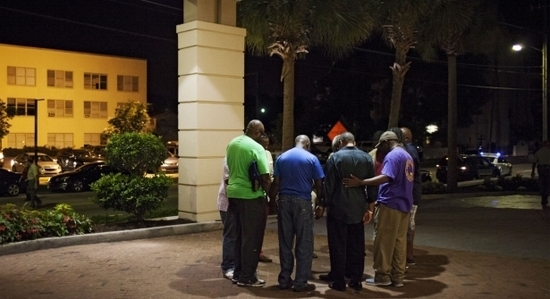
269;135;324;292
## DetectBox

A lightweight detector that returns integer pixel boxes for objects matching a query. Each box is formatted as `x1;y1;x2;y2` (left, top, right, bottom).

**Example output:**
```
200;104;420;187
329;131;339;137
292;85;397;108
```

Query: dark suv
55;148;104;172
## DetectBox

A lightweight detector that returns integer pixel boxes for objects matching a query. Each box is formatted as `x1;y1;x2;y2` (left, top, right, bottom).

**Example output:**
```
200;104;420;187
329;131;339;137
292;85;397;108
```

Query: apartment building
0;43;147;149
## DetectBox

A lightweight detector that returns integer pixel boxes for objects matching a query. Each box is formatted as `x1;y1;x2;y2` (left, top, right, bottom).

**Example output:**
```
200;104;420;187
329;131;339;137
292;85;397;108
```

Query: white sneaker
223;269;234;280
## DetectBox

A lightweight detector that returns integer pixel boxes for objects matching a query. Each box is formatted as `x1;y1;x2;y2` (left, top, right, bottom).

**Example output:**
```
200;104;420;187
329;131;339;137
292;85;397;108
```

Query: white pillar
177;1;245;222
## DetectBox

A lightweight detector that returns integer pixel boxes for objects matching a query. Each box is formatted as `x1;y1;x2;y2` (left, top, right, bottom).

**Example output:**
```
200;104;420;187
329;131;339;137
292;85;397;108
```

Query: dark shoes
258;255;272;263
328;282;346;292
406;259;416;266
348;281;362;291
318;274;334;281
237;279;266;287
312;253;318;258
279;281;294;290
293;283;316;292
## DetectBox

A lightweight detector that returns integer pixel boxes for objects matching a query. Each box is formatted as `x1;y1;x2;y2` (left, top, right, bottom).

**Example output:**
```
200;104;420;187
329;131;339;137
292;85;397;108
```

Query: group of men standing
217;119;421;292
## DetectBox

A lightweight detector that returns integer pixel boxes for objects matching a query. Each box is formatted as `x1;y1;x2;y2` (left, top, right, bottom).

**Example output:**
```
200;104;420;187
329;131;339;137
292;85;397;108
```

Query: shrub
41;204;93;237
0;203;92;245
91;133;173;223
422;181;447;194
105;132;166;176
91;174;173;223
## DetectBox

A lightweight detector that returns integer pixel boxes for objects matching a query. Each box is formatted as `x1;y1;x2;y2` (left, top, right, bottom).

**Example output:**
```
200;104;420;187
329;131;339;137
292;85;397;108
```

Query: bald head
401;127;413;143
295;135;311;150
245;119;265;142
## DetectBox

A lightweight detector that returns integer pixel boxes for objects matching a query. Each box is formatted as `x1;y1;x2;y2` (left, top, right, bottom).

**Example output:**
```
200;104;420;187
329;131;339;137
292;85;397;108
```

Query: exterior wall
177;18;246;222
0;43;147;149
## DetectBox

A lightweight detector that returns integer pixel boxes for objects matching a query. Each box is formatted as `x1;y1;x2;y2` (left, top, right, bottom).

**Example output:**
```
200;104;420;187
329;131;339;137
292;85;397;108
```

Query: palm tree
238;0;377;150
375;0;443;129
419;0;504;192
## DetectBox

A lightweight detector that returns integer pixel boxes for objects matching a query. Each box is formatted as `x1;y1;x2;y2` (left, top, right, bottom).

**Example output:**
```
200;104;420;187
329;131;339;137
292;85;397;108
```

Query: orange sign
327;121;347;141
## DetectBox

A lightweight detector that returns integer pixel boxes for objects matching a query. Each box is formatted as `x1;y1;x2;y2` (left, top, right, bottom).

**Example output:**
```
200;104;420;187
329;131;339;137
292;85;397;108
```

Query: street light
512;36;548;142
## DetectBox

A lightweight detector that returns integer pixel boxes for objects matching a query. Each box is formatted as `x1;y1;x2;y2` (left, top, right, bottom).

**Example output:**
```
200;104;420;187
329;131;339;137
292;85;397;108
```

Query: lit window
47;100;74;117
7;66;36;86
84;73;107;90
117;75;139;92
47;70;73;88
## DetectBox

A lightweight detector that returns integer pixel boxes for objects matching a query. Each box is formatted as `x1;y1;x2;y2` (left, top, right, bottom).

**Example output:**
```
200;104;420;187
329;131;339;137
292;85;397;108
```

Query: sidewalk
0;218;548;299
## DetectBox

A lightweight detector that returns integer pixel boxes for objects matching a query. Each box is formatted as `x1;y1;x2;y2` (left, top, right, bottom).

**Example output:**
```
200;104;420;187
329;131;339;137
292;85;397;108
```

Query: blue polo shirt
273;147;324;201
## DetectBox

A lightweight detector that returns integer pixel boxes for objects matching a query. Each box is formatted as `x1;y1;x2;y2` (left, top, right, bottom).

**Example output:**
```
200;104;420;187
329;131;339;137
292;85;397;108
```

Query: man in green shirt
226;120;271;287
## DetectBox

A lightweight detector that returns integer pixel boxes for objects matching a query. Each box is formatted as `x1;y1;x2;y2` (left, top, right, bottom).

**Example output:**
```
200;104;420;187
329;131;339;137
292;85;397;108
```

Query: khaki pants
372;203;410;283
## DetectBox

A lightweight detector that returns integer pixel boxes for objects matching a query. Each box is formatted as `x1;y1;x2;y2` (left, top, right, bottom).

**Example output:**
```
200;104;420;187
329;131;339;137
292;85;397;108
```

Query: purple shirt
377;147;414;213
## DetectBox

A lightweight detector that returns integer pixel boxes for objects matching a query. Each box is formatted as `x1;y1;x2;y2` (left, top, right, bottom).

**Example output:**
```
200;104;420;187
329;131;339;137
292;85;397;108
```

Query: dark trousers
219;210;236;272
326;215;365;286
537;165;550;205
228;196;266;283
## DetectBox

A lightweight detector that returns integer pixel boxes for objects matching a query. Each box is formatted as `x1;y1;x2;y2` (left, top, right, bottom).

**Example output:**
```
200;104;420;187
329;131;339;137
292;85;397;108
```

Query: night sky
0;0;546;127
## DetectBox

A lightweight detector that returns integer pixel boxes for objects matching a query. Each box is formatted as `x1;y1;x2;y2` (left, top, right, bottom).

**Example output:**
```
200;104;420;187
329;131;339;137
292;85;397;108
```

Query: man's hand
342;174;364;187
314;205;324;219
362;210;373;224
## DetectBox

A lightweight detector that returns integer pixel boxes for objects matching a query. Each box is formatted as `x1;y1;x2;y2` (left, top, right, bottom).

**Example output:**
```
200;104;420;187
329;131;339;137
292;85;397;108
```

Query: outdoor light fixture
512;38;548;142
426;124;439;134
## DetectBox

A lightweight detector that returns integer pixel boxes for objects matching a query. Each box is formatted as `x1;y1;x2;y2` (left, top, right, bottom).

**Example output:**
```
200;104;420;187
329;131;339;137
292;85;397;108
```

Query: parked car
47;161;119;192
421;169;432;183
56;148;104;172
480;152;513;176
11;152;62;176
160;151;178;173
0;168;23;196
436;155;499;183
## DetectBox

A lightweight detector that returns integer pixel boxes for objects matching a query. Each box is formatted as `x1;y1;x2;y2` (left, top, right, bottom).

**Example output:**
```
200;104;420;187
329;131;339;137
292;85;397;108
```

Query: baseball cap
374;131;398;148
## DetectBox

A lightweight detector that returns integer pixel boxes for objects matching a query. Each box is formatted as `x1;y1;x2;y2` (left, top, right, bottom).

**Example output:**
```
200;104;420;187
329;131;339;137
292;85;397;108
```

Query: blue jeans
277;195;314;289
220;210;236;272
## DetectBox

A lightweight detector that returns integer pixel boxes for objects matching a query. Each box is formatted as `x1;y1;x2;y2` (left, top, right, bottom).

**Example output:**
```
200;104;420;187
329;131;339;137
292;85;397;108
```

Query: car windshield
73;149;94;157
33;155;53;162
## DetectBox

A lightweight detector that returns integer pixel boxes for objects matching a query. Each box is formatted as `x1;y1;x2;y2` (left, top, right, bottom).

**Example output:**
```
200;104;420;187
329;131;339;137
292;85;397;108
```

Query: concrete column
177;0;245;222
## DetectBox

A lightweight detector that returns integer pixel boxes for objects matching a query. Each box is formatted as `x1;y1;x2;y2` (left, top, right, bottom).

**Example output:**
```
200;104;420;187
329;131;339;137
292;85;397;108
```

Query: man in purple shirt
343;131;414;288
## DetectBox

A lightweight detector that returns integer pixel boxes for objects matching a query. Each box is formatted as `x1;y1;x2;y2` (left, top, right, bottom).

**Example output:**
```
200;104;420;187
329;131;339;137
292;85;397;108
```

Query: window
7;133;35;148
117;75;139;92
84;133;104;146
47;100;73;117
7;66;36;86
47;70;73;88
47;133;73;148
84;73;107;90
7;98;36;116
83;101;108;118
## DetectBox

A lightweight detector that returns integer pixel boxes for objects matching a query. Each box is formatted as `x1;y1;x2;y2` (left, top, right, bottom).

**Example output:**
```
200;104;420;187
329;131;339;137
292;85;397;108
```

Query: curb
0;220;223;256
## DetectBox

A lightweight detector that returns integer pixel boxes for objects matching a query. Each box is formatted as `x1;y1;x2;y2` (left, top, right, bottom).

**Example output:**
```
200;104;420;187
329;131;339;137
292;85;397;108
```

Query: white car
480;152;513;176
11;152;62;176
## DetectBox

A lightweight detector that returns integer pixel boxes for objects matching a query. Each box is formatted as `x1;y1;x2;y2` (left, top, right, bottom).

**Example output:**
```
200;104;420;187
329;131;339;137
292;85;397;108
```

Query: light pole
33;99;44;160
513;35;548;142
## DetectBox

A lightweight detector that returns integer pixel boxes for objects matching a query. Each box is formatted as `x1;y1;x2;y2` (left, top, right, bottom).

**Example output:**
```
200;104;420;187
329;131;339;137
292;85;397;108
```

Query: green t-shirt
226;135;270;199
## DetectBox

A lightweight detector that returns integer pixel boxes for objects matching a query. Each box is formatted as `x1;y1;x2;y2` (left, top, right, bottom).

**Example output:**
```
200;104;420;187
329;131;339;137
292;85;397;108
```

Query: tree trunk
281;56;296;151
446;54;458;192
388;47;411;128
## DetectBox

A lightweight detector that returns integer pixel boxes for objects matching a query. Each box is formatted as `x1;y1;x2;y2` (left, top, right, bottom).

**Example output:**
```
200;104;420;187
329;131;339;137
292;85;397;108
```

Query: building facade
0;43;147;149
